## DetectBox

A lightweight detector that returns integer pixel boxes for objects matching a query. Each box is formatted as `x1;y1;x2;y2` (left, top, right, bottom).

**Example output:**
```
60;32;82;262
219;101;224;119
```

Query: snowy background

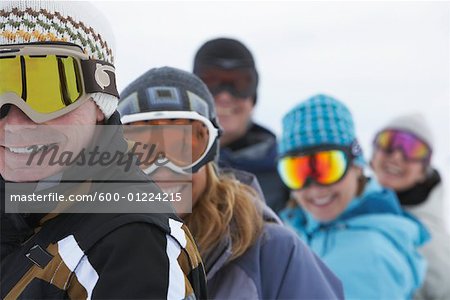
94;0;449;230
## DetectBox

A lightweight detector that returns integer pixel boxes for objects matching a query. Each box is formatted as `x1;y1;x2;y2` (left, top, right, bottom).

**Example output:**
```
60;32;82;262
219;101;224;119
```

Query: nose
302;181;328;194
214;90;235;106
0;105;38;146
388;148;405;161
1;105;38;130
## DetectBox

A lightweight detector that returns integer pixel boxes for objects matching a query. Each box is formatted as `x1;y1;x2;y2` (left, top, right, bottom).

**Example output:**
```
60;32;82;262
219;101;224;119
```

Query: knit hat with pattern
279;94;365;166
0;0;118;119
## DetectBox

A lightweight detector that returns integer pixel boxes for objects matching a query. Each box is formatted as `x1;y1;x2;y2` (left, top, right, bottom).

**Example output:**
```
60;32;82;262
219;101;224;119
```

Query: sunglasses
122;111;221;174
0;42;119;123
278;144;360;190
373;129;431;162
196;67;257;99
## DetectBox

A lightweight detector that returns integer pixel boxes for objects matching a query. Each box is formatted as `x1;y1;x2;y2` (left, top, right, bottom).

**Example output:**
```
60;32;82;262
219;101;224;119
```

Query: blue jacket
280;179;430;300
219;122;290;213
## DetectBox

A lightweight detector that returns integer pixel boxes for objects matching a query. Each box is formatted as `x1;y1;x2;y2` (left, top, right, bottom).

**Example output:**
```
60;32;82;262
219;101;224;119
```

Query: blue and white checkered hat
279;94;365;166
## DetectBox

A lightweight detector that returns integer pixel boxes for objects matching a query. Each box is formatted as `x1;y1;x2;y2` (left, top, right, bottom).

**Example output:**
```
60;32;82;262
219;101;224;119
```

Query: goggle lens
315;150;347;184
278;150;349;190
0;54;82;114
374;130;431;161
278;156;310;190
124;119;211;169
197;68;256;98
0;56;22;97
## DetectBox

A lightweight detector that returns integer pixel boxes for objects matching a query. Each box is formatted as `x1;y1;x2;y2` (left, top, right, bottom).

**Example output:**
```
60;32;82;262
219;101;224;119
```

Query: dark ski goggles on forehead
0;42;119;123
196;67;257;99
373;129;432;162
278;142;361;190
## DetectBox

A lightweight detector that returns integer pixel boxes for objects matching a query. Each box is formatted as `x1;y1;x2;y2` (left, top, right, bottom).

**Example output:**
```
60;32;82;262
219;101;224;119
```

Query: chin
315;215;336;223
4;171;43;182
4;166;62;182
378;177;398;190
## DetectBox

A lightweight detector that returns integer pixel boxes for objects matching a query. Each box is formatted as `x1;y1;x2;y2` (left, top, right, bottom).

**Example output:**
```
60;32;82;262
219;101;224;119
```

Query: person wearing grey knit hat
1;3;208;299
371;113;450;300
119;66;222;175
118;67;345;300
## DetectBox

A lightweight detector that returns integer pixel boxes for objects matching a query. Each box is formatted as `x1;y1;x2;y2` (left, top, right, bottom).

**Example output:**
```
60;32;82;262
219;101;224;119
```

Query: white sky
94;0;450;228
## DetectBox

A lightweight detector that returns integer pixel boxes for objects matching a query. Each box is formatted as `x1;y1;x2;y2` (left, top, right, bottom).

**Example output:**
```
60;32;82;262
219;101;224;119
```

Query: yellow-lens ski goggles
0;42;119;123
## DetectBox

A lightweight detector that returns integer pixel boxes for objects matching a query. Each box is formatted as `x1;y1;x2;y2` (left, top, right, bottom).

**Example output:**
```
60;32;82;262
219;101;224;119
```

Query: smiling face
371;148;425;192
0;100;104;182
292;166;362;222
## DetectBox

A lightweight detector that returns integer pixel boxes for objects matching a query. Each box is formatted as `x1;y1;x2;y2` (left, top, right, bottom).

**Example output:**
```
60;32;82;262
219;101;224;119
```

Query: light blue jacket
280;179;430;300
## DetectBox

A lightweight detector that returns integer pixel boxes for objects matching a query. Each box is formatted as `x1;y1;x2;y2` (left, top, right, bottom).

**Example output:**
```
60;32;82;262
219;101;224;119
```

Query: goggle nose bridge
211;83;249;98
384;144;413;161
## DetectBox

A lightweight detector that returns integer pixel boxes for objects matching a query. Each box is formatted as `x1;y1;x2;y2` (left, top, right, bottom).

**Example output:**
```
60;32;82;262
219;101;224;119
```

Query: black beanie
193;38;258;104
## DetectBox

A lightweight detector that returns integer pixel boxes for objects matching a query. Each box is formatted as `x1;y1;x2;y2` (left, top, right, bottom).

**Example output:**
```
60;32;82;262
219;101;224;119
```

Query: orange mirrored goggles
0;42;119;123
278;143;361;190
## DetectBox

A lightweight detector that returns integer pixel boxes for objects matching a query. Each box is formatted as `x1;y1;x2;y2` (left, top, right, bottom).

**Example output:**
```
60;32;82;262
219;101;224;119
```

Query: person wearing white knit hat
371;113;450;300
0;2;207;299
0;0;118;120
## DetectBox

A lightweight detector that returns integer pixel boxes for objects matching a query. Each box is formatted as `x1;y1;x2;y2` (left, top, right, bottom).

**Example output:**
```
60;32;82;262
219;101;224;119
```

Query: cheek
240;101;254;115
292;190;307;206
52;100;99;126
336;170;360;204
371;151;386;170
191;167;207;205
404;164;425;184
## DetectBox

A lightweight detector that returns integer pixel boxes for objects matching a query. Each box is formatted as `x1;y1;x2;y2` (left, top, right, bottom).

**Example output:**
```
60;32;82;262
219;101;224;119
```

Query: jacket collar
205;197;281;280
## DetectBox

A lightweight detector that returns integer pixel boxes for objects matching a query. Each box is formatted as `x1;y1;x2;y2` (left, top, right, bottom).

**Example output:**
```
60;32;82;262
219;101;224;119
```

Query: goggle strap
350;139;363;158
81;59;119;98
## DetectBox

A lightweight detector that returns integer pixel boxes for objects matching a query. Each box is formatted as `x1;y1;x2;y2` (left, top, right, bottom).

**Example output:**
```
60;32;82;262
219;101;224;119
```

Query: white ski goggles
122;111;220;174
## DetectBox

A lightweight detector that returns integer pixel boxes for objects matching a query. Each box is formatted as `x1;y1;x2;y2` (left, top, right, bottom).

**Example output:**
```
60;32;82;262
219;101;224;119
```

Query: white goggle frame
121;111;220;174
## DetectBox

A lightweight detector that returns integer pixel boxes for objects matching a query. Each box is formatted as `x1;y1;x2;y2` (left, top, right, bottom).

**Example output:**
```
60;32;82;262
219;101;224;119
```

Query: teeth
7;144;53;154
217;107;235;116
311;196;333;206
161;186;183;194
384;164;403;175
